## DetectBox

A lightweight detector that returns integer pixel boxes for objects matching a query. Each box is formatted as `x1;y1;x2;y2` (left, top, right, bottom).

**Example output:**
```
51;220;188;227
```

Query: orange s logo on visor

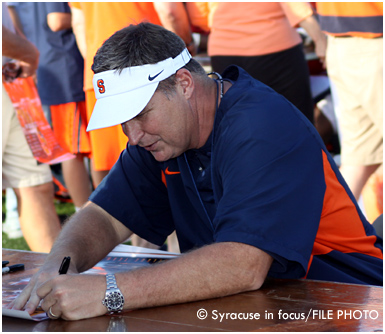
97;79;105;94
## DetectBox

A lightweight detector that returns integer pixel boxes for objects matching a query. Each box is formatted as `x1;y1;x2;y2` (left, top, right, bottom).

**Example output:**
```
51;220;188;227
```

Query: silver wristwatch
102;274;125;314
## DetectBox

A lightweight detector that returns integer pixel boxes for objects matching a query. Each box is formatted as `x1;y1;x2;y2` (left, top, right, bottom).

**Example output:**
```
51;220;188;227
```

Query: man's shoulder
214;65;313;146
222;65;278;98
220;65;286;116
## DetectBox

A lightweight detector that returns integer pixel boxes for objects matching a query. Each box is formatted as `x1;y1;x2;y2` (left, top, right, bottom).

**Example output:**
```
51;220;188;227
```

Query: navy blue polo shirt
90;66;382;285
8;2;84;105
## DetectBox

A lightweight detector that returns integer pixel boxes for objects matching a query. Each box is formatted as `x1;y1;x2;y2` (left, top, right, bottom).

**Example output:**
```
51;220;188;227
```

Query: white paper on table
2;308;48;321
2;245;179;321
108;244;179;258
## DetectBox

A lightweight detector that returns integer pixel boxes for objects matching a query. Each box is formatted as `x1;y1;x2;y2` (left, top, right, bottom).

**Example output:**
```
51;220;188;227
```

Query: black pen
2;264;24;275
59;256;71;275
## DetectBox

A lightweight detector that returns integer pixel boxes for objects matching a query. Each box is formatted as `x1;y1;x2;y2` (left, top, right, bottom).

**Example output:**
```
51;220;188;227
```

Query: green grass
2;232;30;251
2;198;75;251
54;201;76;220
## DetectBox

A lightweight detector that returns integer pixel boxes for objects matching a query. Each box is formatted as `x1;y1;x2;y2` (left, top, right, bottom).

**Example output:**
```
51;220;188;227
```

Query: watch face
107;291;124;310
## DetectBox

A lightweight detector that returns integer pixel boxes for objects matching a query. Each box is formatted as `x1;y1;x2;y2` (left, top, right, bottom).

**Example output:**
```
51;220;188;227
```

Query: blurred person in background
2;3;61;252
186;2;327;123
316;3;383;207
7;2;93;212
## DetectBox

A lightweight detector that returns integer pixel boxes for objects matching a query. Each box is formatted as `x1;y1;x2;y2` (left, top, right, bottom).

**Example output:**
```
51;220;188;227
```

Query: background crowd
2;2;383;253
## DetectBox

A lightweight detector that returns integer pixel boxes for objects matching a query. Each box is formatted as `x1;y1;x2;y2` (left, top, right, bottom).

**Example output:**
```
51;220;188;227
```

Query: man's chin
151;151;172;162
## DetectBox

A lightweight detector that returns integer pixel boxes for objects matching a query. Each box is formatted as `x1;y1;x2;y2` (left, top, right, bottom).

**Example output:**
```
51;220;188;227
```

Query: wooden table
2;249;383;332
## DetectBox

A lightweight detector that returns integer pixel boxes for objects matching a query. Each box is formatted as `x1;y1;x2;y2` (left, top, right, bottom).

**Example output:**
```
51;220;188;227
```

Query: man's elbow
245;268;268;292
48;23;62;32
47;13;71;32
222;242;273;293
243;254;273;292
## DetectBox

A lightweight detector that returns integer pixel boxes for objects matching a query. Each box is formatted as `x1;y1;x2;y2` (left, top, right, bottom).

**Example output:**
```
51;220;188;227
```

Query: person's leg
14;182;61;253
61;155;92;208
327;36;383;200
90;168;110;188
2;85;61;253
362;165;383;223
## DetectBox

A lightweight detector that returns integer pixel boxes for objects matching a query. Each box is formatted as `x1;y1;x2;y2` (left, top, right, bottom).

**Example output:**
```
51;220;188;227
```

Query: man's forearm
118;241;273;310
44;202;131;273
10;202;131;315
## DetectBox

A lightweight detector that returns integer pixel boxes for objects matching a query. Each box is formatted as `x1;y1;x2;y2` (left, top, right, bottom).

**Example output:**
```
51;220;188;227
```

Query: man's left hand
38;274;107;321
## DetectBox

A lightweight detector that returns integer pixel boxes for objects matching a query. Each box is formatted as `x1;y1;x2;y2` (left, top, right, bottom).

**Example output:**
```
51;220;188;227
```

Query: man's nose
122;120;144;146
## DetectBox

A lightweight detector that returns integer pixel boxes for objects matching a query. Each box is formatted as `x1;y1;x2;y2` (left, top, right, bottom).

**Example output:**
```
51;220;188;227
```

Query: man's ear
175;68;194;99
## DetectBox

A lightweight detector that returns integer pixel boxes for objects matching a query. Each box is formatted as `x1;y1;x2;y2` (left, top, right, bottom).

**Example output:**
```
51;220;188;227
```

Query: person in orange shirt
186;2;327;124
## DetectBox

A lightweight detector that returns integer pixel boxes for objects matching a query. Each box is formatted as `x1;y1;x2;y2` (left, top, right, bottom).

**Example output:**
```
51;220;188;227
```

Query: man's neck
192;77;218;149
195;76;233;149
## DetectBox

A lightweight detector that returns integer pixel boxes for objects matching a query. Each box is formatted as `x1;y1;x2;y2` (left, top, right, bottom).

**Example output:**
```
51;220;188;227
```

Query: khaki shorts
326;36;383;166
2;85;52;189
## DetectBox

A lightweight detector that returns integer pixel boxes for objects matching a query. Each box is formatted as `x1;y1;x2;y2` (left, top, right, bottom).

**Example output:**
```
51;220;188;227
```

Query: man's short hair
92;23;205;95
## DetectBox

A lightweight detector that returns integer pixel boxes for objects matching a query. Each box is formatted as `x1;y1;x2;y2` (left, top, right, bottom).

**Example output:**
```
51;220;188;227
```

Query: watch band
103;274;124;314
106;274;118;289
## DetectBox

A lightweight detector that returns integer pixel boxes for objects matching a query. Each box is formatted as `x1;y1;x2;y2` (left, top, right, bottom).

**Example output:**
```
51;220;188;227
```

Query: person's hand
314;33;327;69
19;60;38;78
8;260;76;315
18;45;39;78
37;274;107;320
298;14;328;70
2;25;39;78
2;61;22;82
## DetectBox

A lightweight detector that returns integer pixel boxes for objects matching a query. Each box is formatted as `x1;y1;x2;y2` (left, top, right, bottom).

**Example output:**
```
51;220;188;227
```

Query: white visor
87;48;192;131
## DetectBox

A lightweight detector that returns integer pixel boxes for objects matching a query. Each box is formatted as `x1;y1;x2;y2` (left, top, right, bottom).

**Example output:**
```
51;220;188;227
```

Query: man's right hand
8;202;132;315
8;262;77;314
